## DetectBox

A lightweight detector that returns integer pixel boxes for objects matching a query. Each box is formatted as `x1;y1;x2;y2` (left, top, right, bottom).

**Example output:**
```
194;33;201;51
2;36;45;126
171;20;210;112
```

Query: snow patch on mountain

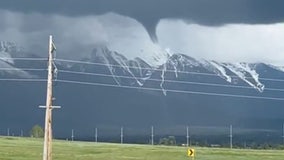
128;58;153;86
0;41;35;78
166;54;204;78
0;50;14;64
0;41;24;58
167;57;179;78
206;61;232;83
113;54;145;86
0;60;34;78
223;63;264;92
0;41;16;64
92;47;122;85
151;50;169;67
160;64;167;95
90;46;153;86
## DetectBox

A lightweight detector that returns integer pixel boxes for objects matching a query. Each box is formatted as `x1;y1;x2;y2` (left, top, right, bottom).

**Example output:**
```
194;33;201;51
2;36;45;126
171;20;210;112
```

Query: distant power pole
186;126;189;147
282;123;284;145
71;129;74;141
229;125;233;149
120;127;123;144
151;126;154;145
95;128;98;143
20;129;23;137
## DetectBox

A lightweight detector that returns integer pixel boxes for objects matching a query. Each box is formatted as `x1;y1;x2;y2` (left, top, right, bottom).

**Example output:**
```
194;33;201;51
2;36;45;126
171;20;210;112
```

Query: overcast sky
0;0;284;65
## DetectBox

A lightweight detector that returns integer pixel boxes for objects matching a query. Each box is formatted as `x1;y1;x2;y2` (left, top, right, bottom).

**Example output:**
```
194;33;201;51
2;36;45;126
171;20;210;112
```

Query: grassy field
0;136;284;160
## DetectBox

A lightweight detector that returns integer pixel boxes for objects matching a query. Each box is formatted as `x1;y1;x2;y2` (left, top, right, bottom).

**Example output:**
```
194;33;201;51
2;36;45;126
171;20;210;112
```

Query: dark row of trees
20;125;284;150
159;136;176;145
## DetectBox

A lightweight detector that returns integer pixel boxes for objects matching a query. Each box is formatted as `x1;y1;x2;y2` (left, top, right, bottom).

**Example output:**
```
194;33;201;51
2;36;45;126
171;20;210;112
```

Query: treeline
71;134;284;150
27;125;284;149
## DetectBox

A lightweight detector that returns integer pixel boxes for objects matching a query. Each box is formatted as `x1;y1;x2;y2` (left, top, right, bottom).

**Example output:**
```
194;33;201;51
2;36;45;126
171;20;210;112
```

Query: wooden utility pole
43;35;55;160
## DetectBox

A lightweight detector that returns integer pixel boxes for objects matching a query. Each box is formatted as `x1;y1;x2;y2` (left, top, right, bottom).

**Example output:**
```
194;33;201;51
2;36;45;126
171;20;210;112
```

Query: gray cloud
0;0;283;41
0;11;167;65
157;20;284;65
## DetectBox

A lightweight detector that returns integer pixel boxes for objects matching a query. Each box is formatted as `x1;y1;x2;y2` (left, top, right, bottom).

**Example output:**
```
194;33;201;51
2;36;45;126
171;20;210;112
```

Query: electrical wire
56;79;284;101
55;59;217;76
0;57;47;61
1;57;283;82
55;58;284;82
0;78;46;82
0;75;283;101
59;69;284;92
1;58;284;100
0;68;47;71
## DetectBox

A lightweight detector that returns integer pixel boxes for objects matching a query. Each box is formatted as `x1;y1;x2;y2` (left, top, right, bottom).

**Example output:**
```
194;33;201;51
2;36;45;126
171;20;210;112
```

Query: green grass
0;136;284;160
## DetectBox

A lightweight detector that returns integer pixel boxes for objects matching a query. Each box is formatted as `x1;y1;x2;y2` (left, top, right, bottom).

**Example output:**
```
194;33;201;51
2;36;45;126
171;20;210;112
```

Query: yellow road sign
187;148;195;157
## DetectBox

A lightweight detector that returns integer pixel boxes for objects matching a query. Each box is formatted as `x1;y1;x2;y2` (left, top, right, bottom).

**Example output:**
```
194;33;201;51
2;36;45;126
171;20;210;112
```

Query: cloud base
0;10;283;65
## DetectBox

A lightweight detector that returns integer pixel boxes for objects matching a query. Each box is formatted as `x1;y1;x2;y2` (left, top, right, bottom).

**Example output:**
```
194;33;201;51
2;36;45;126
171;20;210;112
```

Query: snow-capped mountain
61;46;274;96
1;44;284;138
0;41;37;78
1;43;280;94
157;54;266;95
88;46;153;86
0;41;20;64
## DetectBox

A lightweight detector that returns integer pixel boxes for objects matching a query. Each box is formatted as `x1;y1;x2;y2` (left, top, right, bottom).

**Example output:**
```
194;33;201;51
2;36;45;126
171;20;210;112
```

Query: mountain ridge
1;43;283;93
76;46;271;94
1;43;284;138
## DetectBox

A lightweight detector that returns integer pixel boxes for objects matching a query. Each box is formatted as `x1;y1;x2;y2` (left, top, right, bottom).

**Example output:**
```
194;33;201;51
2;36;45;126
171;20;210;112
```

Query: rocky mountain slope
1;42;284;138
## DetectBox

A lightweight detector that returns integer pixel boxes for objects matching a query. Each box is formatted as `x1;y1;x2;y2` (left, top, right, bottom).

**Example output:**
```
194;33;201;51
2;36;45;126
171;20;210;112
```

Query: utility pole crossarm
39;106;61;109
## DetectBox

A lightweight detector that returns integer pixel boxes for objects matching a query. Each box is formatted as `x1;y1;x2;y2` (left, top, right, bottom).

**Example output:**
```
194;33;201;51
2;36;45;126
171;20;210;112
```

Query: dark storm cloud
0;0;284;41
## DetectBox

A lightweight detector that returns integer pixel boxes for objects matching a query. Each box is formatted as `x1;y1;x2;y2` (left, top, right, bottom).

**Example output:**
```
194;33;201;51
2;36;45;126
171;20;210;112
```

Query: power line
2;68;282;92
0;57;47;61
0;78;46;82
56;79;284;101
59;69;284;92
1;68;283;93
55;58;284;82
0;68;47;71
1;57;283;82
55;59;232;77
